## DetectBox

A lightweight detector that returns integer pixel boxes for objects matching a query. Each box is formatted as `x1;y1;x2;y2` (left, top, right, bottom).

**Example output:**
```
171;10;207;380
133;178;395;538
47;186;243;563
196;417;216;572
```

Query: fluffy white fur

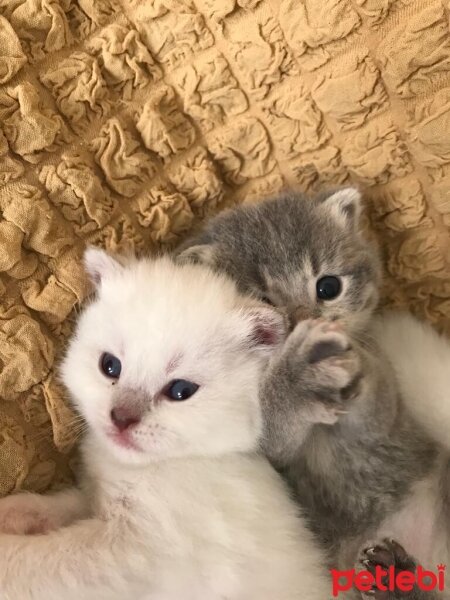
366;312;450;594
374;311;450;451
0;251;330;600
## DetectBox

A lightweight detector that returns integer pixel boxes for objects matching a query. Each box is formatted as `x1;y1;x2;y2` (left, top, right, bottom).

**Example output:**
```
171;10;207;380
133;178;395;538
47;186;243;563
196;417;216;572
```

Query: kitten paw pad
301;320;350;363
357;538;417;599
0;495;57;535
361;538;416;572
293;319;362;394
0;507;55;535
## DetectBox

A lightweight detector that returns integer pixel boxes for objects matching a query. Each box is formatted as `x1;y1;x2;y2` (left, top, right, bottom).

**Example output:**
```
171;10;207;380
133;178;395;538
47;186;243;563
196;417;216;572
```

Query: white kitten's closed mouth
106;429;142;452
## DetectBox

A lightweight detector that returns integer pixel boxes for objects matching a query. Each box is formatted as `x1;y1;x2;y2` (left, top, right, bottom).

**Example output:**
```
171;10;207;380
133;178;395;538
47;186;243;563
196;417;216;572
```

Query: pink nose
110;407;141;432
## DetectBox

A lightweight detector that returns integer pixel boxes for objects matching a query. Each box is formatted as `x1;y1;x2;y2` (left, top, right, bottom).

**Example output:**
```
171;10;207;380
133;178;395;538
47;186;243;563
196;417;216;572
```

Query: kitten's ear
322;187;362;230
242;306;287;352
177;244;217;267
84;247;123;286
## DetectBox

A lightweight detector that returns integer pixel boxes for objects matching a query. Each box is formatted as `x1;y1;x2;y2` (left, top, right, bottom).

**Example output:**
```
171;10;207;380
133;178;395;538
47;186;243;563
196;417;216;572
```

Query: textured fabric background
0;0;449;495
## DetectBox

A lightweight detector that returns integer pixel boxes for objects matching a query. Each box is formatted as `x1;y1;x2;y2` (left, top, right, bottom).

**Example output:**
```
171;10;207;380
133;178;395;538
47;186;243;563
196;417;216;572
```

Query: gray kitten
179;188;449;600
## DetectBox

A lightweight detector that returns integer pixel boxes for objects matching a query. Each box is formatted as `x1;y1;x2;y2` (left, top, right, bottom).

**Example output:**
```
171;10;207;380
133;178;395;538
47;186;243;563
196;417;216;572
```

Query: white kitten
0;251;331;600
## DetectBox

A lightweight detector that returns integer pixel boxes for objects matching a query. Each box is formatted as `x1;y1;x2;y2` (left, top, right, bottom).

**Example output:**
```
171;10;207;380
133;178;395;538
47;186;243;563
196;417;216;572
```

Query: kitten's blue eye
164;379;199;401
100;353;122;379
316;276;342;300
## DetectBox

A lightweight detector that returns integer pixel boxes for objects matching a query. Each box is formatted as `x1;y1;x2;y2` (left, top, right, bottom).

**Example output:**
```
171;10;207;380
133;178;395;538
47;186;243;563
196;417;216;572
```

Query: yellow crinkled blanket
0;0;449;494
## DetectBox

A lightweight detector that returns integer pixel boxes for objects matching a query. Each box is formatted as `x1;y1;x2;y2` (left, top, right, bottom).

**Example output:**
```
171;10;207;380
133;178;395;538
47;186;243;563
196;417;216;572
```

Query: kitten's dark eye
316;276;342;300
260;295;276;307
163;379;199;401
100;353;122;379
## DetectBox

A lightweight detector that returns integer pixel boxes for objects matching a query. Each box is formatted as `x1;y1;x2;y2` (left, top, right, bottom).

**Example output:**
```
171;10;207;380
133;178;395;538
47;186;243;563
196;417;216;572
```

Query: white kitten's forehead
83;258;243;383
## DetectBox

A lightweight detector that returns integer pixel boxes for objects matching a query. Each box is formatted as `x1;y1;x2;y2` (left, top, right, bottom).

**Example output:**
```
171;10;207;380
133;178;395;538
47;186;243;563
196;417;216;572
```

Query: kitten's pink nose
110;407;141;432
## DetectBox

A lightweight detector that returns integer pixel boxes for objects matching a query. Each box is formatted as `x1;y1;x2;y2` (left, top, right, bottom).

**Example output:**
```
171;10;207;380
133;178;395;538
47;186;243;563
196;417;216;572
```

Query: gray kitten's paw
357;538;417;599
287;319;363;422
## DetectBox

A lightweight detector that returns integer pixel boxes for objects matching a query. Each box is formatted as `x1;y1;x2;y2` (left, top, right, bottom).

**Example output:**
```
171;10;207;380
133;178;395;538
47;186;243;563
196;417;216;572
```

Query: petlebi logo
331;564;446;597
